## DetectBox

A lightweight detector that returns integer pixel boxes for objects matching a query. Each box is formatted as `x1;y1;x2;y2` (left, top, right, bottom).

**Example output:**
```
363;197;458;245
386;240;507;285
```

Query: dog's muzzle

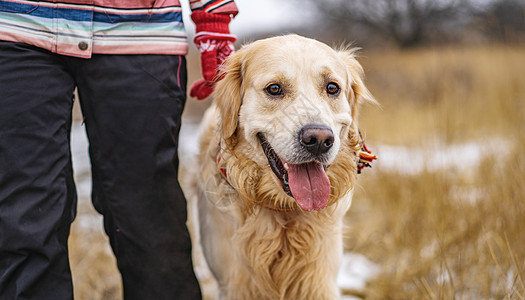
257;131;331;211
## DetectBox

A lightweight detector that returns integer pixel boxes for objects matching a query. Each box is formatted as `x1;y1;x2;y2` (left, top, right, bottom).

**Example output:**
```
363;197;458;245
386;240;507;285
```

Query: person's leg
0;41;77;300
74;54;201;300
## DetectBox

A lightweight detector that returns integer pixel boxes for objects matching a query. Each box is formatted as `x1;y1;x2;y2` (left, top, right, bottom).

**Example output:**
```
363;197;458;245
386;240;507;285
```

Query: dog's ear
214;49;244;146
337;49;376;151
336;49;375;120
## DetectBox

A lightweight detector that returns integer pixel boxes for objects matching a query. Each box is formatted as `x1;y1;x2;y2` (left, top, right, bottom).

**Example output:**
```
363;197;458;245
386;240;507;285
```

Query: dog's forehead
242;36;347;79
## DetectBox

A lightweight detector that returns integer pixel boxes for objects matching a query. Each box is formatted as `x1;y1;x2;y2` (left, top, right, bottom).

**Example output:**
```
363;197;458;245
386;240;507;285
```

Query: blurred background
69;0;525;299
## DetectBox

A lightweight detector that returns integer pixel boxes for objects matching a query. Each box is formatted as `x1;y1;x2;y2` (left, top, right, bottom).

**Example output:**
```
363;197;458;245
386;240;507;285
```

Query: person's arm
189;1;239;100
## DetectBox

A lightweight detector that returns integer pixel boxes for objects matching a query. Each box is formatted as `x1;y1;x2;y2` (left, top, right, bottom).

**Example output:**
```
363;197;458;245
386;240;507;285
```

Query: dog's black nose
299;124;334;156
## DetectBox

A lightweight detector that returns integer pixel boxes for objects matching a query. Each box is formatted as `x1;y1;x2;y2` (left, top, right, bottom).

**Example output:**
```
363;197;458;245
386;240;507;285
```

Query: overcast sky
183;0;315;37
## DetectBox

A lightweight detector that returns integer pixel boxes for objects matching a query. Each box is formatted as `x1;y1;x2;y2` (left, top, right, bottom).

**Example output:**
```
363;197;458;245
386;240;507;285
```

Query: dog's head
214;35;374;212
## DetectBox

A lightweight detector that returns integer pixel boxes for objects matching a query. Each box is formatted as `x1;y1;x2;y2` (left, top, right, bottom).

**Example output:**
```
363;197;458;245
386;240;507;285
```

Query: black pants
0;41;201;300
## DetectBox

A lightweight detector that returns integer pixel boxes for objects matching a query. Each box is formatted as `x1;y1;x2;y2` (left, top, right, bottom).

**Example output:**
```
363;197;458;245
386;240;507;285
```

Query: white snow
178;118;201;165
337;252;380;292
374;138;509;175
71;122;91;198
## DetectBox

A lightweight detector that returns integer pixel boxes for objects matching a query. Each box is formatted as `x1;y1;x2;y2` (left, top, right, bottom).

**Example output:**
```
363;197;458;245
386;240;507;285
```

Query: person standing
0;0;238;299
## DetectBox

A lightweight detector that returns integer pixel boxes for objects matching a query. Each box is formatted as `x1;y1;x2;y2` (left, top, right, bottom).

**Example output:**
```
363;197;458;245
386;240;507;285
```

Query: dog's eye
326;82;340;95
265;83;283;96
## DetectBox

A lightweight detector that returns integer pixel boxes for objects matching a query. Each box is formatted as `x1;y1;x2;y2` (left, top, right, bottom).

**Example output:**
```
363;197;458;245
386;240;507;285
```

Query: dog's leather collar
357;132;377;174
216;143;229;181
357;143;376;174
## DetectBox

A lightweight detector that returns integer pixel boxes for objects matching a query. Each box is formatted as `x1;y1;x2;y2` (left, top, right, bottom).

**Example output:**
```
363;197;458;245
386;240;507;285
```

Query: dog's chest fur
227;209;346;300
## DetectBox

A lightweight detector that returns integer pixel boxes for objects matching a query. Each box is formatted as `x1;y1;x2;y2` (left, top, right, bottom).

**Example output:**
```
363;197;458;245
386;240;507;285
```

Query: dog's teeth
284;163;289;170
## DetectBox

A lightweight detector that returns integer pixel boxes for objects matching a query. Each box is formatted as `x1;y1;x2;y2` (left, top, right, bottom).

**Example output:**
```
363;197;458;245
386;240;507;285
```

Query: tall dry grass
68;45;525;299
359;46;525;144
346;45;525;299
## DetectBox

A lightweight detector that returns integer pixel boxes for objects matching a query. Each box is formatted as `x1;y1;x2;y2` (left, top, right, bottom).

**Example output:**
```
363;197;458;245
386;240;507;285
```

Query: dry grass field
347;45;525;299
68;44;525;299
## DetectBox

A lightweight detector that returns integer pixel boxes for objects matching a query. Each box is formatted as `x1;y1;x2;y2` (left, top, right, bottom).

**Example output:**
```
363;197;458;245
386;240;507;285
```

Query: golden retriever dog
185;34;374;300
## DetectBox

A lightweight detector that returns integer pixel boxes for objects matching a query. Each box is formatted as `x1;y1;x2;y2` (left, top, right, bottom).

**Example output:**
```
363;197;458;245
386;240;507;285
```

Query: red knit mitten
190;11;236;100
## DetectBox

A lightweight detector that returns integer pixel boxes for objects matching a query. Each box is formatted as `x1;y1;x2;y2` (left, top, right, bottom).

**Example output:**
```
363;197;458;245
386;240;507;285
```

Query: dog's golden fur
184;35;373;299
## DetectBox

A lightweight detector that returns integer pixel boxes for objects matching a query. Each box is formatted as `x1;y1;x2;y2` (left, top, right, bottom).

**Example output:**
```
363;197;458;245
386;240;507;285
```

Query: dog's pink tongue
288;162;330;211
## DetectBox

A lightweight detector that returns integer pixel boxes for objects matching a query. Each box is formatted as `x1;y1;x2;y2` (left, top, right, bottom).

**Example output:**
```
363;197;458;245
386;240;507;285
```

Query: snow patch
374;138;509;175
337;252;380;292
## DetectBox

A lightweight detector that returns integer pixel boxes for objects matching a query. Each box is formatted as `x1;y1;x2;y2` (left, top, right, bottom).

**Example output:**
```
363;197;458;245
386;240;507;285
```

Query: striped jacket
0;0;238;58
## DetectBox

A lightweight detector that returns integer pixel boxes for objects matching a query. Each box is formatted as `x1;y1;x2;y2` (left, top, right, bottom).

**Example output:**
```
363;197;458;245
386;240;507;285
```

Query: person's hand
190;11;236;100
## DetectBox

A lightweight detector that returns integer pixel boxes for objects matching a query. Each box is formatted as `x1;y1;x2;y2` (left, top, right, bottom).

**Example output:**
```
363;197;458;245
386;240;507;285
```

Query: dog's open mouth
257;133;331;211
